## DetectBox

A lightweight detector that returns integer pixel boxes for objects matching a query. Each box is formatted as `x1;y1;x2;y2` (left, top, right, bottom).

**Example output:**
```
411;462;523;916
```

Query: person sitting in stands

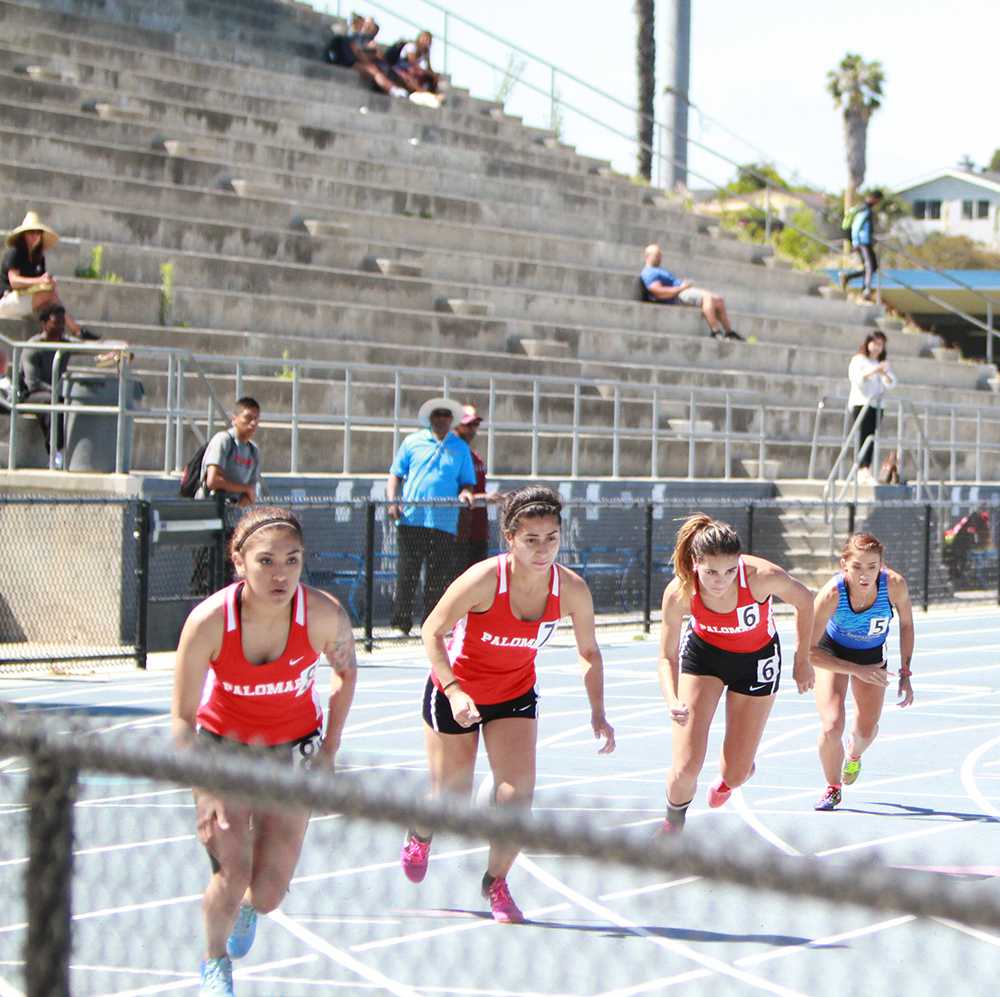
391;31;441;97
639;243;742;341
329;16;410;99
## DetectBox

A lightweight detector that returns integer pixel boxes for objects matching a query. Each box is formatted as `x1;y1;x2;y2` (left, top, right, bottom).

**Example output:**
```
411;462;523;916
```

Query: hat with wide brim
5;211;59;250
417;396;464;428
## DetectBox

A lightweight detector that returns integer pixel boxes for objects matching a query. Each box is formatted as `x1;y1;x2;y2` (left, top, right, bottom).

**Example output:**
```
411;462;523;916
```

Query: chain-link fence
1;711;1000;996
2;495;998;670
0;497;144;673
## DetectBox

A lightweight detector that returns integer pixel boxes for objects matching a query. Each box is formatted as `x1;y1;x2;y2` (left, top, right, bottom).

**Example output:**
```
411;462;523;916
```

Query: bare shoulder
556;562;587;591
662;576;690;613
742;554;784;581
305;585;350;629
885;567;911;599
815;574;841;603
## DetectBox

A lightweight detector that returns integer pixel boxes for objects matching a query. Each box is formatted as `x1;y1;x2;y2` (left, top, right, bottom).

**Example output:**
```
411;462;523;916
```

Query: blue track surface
2;608;1000;995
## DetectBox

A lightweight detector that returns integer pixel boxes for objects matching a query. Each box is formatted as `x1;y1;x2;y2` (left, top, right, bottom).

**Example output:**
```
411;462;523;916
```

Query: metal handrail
323;0;998;359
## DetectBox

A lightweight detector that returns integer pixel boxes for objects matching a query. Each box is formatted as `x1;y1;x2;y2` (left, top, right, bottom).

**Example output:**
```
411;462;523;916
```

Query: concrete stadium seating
1;0;997;484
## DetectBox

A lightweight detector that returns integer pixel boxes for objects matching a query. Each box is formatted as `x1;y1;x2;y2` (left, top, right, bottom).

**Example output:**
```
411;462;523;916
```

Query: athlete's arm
889;571;915;707
421;560;498;728
658;579;690;725
561;570;615;753
171;603;229;837
171;603;224;751
745;556;815;694
809;580;889;688
311;589;359;769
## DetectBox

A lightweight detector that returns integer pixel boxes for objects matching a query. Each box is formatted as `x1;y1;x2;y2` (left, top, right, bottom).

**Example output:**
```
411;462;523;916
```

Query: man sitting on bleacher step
639;243;743;341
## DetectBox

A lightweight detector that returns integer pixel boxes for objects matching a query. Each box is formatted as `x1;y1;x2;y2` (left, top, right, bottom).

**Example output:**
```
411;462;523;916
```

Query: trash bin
64;371;143;472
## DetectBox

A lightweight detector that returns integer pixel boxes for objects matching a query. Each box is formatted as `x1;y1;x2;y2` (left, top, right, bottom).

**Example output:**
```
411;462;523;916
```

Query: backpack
179;442;210;498
179;432;234;498
383;39;406;67
841;203;863;233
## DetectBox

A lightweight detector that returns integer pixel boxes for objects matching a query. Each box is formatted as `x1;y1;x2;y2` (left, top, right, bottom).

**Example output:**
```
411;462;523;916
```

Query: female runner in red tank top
172;507;357;997
400;486;616;923
657;514;815;833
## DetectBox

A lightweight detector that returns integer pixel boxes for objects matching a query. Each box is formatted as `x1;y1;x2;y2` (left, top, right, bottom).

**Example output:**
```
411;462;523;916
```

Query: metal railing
6;335;1000;484
318;0;999;360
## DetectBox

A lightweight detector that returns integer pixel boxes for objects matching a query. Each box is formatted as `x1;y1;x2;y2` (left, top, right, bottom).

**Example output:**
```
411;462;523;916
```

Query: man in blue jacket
840;190;882;302
387;396;476;635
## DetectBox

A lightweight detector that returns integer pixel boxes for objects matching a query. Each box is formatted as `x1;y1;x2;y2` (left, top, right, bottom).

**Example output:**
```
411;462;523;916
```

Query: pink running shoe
655;818;684;836
483;876;524;924
400;831;431;883
708;763;755;809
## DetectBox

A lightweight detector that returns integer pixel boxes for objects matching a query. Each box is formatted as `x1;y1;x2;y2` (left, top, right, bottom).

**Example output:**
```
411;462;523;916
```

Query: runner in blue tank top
810;533;915;811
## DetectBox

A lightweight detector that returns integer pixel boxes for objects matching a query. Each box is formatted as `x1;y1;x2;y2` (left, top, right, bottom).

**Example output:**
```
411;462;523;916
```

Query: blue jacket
851;204;874;248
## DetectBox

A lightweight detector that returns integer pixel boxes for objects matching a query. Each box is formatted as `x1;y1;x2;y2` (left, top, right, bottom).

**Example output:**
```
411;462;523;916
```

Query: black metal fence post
364;500;376;653
135;501;150;670
746;503;754;554
642;503;653;633
24;750;77;997
923;504;932;612
213;494;227;591
847;503;857;537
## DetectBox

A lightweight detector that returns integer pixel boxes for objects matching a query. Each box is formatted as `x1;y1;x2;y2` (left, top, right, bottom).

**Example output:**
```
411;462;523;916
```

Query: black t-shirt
1;244;46;294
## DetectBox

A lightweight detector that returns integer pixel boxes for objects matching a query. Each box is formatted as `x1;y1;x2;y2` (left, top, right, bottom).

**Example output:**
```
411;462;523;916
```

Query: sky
325;0;1000;194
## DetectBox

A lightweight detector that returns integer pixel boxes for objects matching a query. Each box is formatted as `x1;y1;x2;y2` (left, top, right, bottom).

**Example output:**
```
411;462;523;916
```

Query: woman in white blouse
847;332;897;484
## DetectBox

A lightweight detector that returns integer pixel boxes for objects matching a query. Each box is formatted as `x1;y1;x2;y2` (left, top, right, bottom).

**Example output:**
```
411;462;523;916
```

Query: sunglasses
430;409;453;418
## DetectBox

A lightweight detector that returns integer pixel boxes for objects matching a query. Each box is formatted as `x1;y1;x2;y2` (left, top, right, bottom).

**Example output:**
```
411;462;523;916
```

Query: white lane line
341;710;420;735
349;902;570;953
960;733;1000;819
595;970;712;997
98;955;316;996
813;820;977;857
268;908;421;997
517;854;808;997
731;788;802;857
598;876;701;902
0;832;194;868
932;917;1000;947
0;975;22;997
734;915;916;966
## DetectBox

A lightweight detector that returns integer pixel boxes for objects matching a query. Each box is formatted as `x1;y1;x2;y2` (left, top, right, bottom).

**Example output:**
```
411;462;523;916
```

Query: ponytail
672;513;741;592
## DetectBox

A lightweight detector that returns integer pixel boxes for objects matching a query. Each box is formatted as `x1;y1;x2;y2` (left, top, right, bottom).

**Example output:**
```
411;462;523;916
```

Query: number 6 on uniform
756;652;779;684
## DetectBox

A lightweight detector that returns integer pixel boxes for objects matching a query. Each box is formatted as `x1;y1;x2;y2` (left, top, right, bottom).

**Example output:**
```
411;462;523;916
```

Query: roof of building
894;168;1000;196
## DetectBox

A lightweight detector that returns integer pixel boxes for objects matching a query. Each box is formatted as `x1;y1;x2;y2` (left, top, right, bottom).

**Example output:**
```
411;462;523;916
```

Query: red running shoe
708;763;755;808
400;830;431;883
483;876;524;924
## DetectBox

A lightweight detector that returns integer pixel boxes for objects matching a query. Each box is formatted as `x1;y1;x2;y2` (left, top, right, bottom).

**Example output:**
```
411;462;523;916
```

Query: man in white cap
386;396;476;635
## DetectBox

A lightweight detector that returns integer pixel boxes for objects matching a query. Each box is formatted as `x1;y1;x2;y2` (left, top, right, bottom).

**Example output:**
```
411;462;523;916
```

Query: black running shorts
818;631;887;668
197;727;324;769
680;626;781;697
422;676;539;735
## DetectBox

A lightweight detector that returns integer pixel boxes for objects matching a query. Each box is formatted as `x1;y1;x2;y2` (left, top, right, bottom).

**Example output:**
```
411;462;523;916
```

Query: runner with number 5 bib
657;514;815;833
401;486;615;923
810;532;915;811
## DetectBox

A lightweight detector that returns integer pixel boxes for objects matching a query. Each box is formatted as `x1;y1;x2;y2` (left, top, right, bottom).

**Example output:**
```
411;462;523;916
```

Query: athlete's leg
846;674;887;761
412;722;479;839
815;669;850;786
244;807;311;914
718;689;776;788
196;790;254;959
711;294;733;334
666;673;725;806
697;292;721;334
482;716;537;878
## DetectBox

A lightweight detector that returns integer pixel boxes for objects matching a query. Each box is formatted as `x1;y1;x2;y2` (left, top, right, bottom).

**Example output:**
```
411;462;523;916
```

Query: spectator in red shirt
454;405;501;571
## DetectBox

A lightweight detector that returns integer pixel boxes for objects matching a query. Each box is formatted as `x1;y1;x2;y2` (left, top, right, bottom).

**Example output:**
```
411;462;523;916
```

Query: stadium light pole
661;0;691;190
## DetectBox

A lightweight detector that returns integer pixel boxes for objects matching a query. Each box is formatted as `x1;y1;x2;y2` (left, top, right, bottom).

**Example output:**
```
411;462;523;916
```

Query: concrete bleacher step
161;139;218;160
22;62;76;83
301;218;350;239
514;339;574;360
229;178;283;200
436;299;493;317
363;257;422;279
91;100;146;122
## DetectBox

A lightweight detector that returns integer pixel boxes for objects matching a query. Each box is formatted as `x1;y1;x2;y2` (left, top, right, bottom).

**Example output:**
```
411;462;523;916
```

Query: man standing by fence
196;398;261;507
387;397;475;635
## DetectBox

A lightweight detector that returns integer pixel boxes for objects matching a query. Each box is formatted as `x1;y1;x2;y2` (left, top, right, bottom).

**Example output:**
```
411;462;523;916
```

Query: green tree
774;209;827;269
635;0;655;180
957;153;976;172
989;148;1000;173
725;162;789;195
827;53;885;209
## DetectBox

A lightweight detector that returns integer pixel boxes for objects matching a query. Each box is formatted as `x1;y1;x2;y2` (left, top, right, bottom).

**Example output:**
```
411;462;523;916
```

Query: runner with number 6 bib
657;514;815;833
401;486;615;923
810;532;915;811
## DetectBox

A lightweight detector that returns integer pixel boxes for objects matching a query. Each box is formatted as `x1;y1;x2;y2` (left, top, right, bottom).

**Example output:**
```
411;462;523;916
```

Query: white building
893;168;1000;248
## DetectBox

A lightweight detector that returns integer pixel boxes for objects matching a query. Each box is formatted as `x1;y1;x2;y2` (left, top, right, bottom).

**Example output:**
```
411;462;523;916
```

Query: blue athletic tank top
825;569;894;650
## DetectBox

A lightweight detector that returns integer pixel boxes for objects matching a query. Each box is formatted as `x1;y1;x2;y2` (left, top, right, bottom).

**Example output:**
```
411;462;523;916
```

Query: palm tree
635;0;655;180
827;53;884;209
